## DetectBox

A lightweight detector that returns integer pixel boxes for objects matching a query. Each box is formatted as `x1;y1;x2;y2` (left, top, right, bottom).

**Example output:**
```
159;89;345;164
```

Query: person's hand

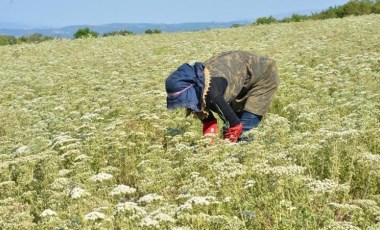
223;123;243;142
203;119;218;136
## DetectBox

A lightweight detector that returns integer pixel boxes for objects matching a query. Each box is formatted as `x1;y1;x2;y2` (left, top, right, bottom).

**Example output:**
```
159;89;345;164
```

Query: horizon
0;0;349;29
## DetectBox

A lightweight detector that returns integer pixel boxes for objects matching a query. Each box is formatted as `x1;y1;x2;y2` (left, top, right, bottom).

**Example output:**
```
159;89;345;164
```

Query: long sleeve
204;77;240;127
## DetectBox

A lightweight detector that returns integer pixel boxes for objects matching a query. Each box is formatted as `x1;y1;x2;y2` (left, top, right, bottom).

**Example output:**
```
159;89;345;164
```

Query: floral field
0;15;379;229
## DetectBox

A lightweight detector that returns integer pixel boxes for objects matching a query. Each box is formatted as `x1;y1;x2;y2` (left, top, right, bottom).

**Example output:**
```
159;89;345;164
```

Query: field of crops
0;14;379;229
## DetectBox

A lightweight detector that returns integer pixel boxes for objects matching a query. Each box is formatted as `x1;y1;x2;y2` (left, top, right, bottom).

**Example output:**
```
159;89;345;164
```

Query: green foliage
231;24;244;28
281;14;309;23
310;7;339;20
336;0;374;17
0;35;8;46
103;29;134;37
73;27;99;39
255;0;380;23
18;33;54;44
311;0;379;20
0;33;51;46
255;16;277;25
7;36;18;45
373;0;380;13
145;29;162;34
0;35;19;46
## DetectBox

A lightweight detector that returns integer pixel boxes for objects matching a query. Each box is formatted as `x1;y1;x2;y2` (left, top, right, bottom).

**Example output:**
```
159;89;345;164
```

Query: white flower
306;179;350;194
153;213;176;223
351;199;378;207
58;169;73;177
176;202;193;213
210;157;247;180
90;172;113;182
74;154;89;162
40;209;57;217
110;184;136;196
70;187;90;199
254;163;306;176
51;135;79;150
84;211;105;221
323;220;361;230
138;193;164;204
172;227;191;230
176;193;192;200
115;202;146;216
328;202;362;211
224;196;232;203
15;145;30;155
140;216;160;228
50;177;70;190
244;180;256;189
185;196;217;206
81;112;100;122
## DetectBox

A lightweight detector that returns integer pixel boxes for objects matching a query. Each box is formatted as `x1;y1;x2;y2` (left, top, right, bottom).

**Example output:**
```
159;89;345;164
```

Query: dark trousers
237;111;262;142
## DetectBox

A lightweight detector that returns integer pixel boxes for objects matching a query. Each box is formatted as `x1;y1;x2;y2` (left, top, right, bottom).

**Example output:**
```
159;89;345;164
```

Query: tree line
73;28;163;38
1;0;379;46
254;0;380;25
0;28;160;46
0;33;54;46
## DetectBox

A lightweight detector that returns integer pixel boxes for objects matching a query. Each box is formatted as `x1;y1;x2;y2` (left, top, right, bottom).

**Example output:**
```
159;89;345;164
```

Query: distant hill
0;21;251;38
0;8;330;39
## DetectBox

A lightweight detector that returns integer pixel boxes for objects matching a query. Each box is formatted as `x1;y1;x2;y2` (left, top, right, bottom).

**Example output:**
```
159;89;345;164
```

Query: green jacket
201;50;280;117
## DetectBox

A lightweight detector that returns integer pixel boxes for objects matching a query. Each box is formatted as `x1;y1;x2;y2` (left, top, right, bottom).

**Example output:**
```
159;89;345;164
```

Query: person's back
204;50;279;116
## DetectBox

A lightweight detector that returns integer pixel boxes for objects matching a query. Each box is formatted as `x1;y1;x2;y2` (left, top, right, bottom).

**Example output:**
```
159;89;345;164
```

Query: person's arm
205;78;243;142
206;78;240;127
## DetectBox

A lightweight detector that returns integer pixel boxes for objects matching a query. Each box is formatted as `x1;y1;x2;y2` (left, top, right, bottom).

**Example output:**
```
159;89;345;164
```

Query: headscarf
165;62;206;113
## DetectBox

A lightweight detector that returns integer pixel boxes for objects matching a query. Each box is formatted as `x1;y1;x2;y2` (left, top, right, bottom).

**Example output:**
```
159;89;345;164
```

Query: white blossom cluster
81;112;101;122
254;163;306;176
306;179;350;194
321;221;362;230
244;180;256;189
74;154;89;162
139;216;160;228
15;145;30;156
357;152;380;165
84;211;105;221
50;177;71;191
139;212;176;228
58;169;72;177
114;201;147;220
175;193;192;201
138;193;164;204
210;157;247;180
50;135;80;151
89;172;113;182
350;199;378;207
70;187;91;199
40;209;57;217
328;202;363;212
109;184;136;196
176;196;219;213
185;196;218;206
179;172;211;194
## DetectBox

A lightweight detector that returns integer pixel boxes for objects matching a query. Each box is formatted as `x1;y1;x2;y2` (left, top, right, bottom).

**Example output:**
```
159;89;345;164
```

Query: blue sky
1;0;350;27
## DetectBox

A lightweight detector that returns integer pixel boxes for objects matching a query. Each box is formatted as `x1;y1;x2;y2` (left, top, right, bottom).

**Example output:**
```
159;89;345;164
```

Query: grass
0;15;379;229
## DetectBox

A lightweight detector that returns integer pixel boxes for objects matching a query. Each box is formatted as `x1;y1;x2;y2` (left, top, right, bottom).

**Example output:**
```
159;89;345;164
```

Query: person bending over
165;50;280;142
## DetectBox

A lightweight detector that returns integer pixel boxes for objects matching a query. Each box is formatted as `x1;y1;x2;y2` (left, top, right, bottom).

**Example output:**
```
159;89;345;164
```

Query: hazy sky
1;0;350;27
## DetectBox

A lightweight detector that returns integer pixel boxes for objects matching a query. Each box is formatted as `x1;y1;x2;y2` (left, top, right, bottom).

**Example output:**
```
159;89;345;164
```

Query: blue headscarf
165;62;205;112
